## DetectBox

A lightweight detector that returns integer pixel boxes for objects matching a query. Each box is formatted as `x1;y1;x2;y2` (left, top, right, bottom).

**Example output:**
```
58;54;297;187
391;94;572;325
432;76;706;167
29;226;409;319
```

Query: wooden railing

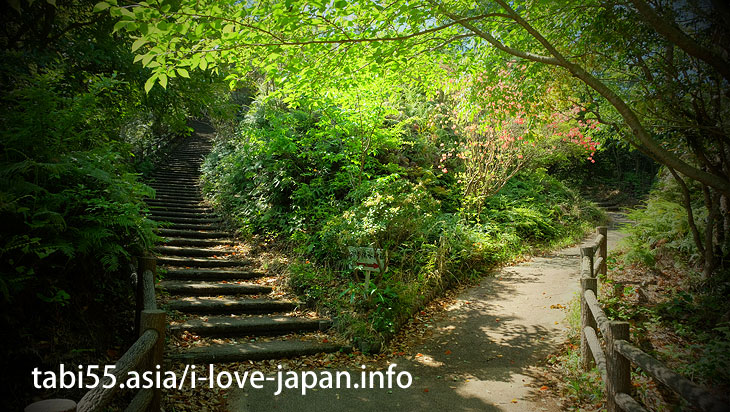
27;257;165;412
579;227;725;412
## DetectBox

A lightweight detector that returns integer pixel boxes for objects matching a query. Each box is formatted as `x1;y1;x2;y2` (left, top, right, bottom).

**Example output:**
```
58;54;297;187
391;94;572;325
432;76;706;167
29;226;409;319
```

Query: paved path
228;218;628;411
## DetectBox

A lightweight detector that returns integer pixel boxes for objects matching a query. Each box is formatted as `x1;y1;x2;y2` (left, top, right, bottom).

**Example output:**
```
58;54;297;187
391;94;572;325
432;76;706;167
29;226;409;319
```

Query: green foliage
548;296;605;408
203;92;603;343
0;1;231;406
0;70;158;302
686;324;730;385
623;175;708;267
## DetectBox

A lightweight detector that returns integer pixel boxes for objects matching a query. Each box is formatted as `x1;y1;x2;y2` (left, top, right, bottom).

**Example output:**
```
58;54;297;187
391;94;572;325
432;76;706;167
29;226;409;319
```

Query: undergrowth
202;95;604;348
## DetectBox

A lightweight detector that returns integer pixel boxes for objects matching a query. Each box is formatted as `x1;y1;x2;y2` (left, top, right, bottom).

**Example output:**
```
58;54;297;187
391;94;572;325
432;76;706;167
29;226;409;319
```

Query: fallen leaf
444;350;452;355
511;399;518;403
540;386;548;391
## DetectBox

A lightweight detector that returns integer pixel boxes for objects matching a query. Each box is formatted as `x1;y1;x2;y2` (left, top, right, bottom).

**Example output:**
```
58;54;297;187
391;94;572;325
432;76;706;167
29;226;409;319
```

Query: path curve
229;219;628;411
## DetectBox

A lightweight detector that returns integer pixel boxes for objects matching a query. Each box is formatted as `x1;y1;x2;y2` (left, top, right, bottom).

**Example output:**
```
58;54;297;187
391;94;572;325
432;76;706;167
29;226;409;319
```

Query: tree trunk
702;186;720;279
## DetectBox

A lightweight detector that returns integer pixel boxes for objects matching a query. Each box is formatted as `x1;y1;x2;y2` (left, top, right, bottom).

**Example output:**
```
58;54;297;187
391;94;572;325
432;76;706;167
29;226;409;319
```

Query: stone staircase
145;122;342;363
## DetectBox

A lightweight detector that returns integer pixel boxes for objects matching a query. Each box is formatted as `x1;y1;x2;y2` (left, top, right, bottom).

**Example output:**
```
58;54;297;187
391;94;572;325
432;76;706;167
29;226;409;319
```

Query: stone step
151;174;200;181
164;222;218;231
149;194;204;202
149;180;199;186
146;198;206;206
155;245;235;257
163;268;262;281
149;185;200;192
153;169;200;174
158;228;230;239
160;168;201;171
167;297;297;314
151;216;220;225
149;182;199;188
163;237;236;247
148;187;200;195
159;280;271;295
169;316;329;336
168;340;345;363
154;167;200;172
151;188;201;195
149;205;213;213
150;210;218;219
148;201;209;209
157;256;251;268
149;178;200;185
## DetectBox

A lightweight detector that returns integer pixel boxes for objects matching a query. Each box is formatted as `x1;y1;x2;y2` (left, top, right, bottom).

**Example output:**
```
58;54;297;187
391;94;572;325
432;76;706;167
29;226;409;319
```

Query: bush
202;94;603;345
0;72;158;302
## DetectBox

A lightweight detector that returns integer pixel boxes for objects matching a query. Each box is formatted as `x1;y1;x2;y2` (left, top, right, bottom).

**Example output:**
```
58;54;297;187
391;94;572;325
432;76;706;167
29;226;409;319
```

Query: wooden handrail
614;393;648;412
584;289;610;338
593;256;604;275
26;257;164;412
614;340;727;412
76;329;158;412
579;227;726;412
583;326;608;382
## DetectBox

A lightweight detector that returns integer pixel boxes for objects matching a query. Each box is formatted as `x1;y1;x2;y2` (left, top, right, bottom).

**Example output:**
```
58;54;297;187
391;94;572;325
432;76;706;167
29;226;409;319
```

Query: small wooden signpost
347;246;386;293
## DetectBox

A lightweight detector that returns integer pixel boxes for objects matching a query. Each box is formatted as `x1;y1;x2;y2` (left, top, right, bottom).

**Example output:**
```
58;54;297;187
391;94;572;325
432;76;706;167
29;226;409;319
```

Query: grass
545;294;606;410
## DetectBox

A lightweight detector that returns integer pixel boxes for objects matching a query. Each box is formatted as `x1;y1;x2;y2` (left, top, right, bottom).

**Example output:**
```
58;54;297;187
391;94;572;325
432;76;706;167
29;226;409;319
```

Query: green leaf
46;0;57;6
93;1;110;12
112;20;127;33
120;7;134;18
144;75;157;93
158;73;168;89
176;68;190;78
131;38;147;52
141;53;154;66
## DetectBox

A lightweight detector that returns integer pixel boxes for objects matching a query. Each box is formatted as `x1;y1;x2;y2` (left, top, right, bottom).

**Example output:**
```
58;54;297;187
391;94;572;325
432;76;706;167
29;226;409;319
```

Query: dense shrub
0;2;237;405
0;71;158;303
202;95;603;345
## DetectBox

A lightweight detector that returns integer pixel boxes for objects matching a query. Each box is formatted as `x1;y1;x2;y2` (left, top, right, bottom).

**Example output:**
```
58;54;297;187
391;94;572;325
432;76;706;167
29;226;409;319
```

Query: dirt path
228;219;628;411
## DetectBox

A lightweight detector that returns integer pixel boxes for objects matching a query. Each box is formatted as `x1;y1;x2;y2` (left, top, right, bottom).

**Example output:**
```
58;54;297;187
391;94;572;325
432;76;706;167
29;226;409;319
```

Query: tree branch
668;166;705;255
628;0;730;81
476;0;730;195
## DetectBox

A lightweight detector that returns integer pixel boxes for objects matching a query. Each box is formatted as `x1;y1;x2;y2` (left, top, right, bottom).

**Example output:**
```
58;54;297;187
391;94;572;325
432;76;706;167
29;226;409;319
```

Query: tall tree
101;0;730;277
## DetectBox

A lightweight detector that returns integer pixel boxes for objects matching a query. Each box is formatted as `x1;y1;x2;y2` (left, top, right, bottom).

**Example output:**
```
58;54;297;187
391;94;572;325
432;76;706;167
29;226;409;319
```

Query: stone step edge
169;316;331;335
167;341;348;363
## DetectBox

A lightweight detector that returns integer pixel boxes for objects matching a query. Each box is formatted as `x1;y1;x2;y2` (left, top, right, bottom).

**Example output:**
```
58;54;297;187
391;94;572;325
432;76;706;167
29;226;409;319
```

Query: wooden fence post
606;321;631;412
136;257;157;336
140;309;165;412
581;246;595;278
581;277;598;370
598;226;608;276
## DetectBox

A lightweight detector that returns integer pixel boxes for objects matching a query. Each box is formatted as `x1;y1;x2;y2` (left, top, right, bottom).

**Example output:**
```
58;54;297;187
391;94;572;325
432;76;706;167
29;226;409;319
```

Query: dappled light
4;0;729;410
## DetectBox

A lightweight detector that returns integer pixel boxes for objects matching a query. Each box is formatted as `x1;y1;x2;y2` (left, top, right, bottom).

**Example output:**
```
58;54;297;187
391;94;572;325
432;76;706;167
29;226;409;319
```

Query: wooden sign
347;246;385;273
